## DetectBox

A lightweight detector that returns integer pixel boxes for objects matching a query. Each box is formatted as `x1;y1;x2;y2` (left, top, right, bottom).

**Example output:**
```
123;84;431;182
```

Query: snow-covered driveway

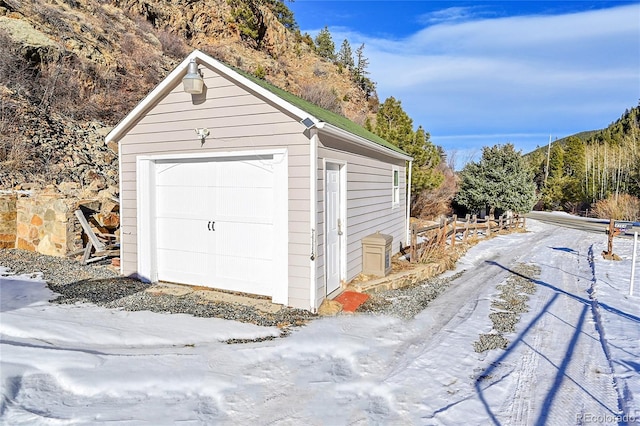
1;220;638;425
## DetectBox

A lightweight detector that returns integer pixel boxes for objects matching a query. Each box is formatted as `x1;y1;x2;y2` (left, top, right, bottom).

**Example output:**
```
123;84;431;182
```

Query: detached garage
107;50;412;311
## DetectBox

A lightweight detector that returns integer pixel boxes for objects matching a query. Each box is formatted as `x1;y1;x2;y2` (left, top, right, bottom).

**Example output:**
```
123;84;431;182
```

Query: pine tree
547;143;564;179
373;97;443;194
230;0;297;43
314;26;335;60
411;126;444;192
562;136;587;202
456;144;537;215
266;0;298;31
354;44;368;78
353;43;375;97
229;0;266;43
337;39;354;71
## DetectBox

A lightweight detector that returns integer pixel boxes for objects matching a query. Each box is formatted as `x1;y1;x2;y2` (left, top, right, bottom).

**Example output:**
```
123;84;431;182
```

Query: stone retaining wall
0;190;119;258
346;262;444;294
0;193;17;249
0;191;86;257
16;193;82;257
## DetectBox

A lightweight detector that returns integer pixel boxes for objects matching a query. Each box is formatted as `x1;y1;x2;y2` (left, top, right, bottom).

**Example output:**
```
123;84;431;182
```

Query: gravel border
1;249;469;334
0;249;314;334
473;263;540;353
357;271;465;320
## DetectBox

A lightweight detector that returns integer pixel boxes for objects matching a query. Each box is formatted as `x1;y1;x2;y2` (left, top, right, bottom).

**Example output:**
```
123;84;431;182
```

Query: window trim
392;167;400;207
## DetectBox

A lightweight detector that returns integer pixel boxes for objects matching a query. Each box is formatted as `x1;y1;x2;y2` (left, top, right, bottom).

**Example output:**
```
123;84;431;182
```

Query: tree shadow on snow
474;258;637;426
549;246;579;255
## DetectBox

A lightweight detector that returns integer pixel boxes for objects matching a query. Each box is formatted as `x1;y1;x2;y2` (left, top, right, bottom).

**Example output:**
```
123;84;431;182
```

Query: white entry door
325;163;343;295
154;155;280;297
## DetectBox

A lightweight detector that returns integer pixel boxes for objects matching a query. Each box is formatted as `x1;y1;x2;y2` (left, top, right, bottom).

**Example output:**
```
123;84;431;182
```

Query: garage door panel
157;249;208;285
217;158;273;188
156;161;215;186
216;256;271;296
217;187;273;220
157;185;213;219
154;155;281;298
216;222;273;258
156;217;210;253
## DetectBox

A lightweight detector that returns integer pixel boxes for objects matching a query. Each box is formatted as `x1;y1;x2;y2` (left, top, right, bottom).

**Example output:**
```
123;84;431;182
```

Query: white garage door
153;154;285;298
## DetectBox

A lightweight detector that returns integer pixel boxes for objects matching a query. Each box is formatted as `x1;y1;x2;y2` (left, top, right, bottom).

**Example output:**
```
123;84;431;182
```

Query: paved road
526;211;640;239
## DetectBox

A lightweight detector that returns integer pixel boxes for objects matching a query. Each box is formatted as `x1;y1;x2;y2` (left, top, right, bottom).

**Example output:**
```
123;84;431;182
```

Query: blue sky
288;1;640;169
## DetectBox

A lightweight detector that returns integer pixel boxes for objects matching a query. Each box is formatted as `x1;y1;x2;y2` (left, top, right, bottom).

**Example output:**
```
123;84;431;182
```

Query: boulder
317;299;343;316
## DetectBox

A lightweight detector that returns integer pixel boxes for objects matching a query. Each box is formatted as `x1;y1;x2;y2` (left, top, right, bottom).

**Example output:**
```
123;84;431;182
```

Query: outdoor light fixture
195;128;210;146
182;59;204;94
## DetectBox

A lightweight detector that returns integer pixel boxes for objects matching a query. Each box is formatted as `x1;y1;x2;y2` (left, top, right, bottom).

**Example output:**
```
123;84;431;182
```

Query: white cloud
417;6;485;25
328;4;640;164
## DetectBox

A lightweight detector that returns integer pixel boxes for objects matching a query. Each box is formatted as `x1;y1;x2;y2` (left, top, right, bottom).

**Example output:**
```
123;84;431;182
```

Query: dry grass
412;162;458;219
299;83;343;115
592;194;640;221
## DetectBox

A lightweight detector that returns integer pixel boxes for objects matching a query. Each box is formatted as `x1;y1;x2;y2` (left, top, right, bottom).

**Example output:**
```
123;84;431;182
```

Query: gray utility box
362;232;393;277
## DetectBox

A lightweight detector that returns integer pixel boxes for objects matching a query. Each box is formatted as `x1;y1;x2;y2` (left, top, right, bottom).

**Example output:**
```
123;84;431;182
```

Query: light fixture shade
182;59;204;94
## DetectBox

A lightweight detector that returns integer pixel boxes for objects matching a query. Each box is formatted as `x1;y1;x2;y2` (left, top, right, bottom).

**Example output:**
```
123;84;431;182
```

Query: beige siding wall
118;69;311;309
315;136;408;306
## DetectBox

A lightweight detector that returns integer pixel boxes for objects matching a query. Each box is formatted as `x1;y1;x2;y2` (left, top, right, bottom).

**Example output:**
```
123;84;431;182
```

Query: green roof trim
233;67;410;157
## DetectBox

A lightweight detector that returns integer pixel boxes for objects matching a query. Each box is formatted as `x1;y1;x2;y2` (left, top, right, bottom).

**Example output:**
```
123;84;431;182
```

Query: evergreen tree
373;97;443;194
456;144;537;215
411;126;444;192
337;39;354;71
375;97;413;145
547;143;564;179
229;0;297;43
353;43;375;98
314;26;335;60
539;142;566;208
267;0;298;31
562;136;587;202
229;0;266;43
354;43;368;82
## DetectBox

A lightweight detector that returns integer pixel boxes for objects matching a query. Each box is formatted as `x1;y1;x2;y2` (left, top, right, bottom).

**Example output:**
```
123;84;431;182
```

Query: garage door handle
208;221;215;231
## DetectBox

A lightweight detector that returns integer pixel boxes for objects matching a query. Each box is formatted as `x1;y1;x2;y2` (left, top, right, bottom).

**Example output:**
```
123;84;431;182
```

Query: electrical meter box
362;232;393;276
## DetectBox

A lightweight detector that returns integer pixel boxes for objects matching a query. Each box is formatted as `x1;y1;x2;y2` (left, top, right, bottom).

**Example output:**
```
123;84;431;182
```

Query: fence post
463;214;470;243
630;231;637;296
606;219;615;256
451;215;457;247
410;224;417;263
487;215;492;238
473;214;477;238
499;214;503;231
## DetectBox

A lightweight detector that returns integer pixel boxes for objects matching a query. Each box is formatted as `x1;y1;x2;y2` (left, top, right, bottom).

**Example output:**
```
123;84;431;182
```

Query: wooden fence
409;213;526;263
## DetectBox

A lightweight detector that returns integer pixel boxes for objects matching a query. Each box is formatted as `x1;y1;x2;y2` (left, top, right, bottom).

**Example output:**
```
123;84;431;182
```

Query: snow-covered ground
1;220;638;425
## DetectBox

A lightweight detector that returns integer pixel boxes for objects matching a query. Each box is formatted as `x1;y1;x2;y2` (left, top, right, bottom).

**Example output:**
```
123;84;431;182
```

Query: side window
392;168;399;206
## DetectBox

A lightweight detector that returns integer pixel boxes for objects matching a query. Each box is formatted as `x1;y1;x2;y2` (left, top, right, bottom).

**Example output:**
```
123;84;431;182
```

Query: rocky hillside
0;0;373;195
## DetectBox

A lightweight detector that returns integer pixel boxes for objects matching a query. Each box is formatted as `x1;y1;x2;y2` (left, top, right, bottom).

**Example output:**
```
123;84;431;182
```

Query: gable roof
106;50;411;161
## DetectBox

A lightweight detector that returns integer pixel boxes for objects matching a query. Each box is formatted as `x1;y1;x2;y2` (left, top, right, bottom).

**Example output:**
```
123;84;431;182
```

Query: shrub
592;194;640;220
253;64;266;79
413;174;456;219
299;83;342;115
157;28;188;59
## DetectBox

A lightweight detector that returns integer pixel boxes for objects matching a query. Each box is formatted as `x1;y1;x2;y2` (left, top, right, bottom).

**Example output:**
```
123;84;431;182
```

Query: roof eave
316;122;413;161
